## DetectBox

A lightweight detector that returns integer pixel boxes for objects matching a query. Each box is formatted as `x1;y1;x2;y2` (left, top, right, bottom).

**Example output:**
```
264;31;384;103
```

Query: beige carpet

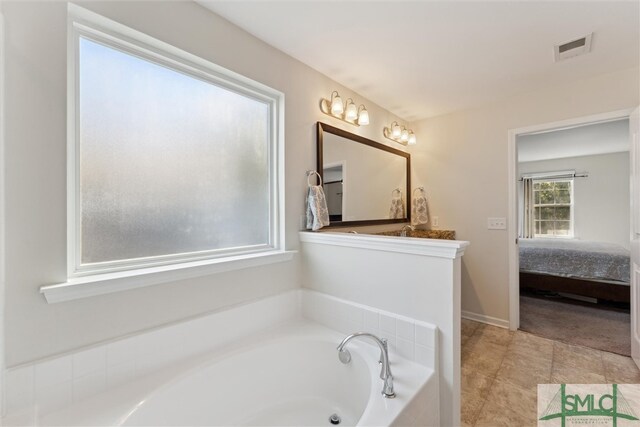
520;294;630;356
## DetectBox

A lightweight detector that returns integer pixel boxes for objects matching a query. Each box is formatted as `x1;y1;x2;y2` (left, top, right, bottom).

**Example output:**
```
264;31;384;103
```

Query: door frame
322;160;347;220
507;108;635;330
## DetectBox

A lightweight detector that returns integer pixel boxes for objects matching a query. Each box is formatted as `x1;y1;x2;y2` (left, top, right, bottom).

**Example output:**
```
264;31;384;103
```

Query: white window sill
40;250;296;304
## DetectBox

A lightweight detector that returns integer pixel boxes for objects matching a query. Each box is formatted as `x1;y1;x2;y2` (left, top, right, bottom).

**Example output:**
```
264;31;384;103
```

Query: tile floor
461;319;640;426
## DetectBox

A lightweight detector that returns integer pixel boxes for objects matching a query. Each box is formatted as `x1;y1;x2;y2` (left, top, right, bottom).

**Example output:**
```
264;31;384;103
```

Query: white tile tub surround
301;290;438;368
2;290;301;418
2;289;436;422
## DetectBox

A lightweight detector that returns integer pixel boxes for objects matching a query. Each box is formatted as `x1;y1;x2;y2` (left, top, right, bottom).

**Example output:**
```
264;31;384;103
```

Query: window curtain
521;177;535;238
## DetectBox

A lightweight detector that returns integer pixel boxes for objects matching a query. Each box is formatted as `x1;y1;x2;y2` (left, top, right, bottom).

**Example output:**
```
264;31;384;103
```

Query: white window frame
40;5;290;303
532;178;574;238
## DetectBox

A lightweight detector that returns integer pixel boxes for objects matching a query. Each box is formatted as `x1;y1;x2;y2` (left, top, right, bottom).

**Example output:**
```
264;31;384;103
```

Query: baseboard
462;310;510;329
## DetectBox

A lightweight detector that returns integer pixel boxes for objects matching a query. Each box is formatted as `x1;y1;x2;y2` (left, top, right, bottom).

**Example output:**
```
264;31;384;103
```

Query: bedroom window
66;6;285;281
533;179;573;237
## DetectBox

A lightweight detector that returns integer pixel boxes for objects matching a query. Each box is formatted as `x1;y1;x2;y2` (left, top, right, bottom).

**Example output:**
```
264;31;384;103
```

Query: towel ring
307;170;323;187
392;188;402;197
413;187;426;197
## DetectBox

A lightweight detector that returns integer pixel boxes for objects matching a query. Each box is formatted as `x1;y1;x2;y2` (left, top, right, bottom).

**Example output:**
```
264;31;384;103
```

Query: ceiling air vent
554;33;593;62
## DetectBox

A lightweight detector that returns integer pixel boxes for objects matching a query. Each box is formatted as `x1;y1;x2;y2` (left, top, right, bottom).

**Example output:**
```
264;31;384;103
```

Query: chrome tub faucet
337;332;395;398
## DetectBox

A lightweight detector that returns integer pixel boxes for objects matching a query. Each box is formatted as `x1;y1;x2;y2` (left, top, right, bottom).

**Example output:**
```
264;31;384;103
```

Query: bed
519;238;630;303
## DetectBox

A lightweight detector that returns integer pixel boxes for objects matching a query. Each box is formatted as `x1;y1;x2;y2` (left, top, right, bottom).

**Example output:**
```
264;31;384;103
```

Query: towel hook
392;188;402;197
307;170;323;187
412;187;426;197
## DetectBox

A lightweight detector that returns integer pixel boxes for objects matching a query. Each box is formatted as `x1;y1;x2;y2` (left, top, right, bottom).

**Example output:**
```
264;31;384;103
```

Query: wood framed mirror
316;122;411;227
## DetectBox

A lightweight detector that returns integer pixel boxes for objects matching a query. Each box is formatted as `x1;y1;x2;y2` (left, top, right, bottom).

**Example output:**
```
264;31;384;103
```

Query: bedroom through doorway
513;115;632;356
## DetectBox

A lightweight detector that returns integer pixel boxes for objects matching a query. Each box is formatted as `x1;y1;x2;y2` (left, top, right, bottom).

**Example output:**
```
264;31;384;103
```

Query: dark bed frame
520;272;630;303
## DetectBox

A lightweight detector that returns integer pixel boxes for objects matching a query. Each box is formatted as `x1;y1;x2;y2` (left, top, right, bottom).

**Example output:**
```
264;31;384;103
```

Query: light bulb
357;106;369;125
408;131;417;145
391;122;401;138
345;99;358;121
330;92;343;116
401;128;409;142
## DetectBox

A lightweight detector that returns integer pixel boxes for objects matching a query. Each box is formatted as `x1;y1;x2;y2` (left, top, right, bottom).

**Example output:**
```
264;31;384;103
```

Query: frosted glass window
77;37;273;267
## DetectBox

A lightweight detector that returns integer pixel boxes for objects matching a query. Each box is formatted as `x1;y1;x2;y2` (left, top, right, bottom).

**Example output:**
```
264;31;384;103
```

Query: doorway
508;109;634;354
322;162;345;223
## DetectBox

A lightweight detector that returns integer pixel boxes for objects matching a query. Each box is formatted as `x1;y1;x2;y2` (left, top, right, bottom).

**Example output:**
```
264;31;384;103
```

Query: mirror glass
317;122;410;226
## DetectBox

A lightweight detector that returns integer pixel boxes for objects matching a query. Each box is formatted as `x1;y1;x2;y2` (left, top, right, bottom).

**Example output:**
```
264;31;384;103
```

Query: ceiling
517;118;630;163
198;1;639;122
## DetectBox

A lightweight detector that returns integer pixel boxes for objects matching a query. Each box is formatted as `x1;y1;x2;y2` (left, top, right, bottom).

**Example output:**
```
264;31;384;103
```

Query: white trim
508;128;519;330
507;108;634;331
40;250;296;304
629;107;640;367
512;109;633;137
66;5;281;99
520;115;627;137
65;6;285;280
0;8;6;418
462;310;510;329
299;231;469;259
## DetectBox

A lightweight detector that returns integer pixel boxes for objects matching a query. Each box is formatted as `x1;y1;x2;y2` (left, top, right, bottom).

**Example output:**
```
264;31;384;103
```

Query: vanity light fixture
384;121;417;146
344;99;358;121
408;131;417;145
320;91;370;127
391;122;401;138
401;128;409;143
357;105;369;125
330;91;343;115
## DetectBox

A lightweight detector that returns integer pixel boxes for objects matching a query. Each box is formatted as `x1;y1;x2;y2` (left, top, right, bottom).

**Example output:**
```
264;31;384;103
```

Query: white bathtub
40;322;437;426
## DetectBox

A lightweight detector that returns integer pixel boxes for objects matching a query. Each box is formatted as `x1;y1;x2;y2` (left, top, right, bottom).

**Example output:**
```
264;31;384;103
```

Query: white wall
409;67;639;324
2;0;408;367
0;3;6;416
519;152;630;249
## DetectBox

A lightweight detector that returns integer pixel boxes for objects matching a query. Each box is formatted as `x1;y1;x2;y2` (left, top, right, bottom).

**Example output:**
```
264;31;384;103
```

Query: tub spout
337;332;396;398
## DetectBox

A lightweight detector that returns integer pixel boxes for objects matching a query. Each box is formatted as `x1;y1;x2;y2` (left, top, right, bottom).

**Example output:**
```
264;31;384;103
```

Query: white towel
306;186;330;231
412;188;429;226
389;191;405;219
306;172;330;231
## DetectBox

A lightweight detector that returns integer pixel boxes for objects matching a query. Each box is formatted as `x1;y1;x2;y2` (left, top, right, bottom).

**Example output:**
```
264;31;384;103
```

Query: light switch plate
488;217;506;230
